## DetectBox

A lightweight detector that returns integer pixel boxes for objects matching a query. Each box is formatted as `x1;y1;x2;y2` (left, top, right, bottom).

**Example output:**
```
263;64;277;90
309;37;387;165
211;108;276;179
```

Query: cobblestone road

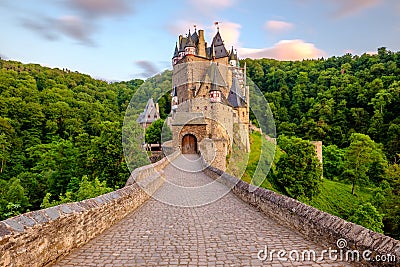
52;155;352;267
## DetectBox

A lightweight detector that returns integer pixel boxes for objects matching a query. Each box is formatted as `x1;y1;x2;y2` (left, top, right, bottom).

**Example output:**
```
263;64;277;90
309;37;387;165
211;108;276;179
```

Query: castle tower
170;27;250;170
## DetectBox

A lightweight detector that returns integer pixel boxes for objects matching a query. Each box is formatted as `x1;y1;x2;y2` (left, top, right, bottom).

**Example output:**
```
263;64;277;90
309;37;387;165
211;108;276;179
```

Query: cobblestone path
52;155;351;267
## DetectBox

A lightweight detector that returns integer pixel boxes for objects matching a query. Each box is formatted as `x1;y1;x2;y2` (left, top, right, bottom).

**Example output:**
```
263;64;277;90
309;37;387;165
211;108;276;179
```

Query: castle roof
137;98;160;124
185;30;195;47
227;77;246;108
204;62;226;91
229;46;238;61
173;43;179;58
211;31;228;58
191;30;199;44
174;28;231;60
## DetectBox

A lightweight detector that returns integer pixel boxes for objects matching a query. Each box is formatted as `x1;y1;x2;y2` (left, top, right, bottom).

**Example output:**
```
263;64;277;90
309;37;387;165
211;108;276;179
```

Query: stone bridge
1;154;399;267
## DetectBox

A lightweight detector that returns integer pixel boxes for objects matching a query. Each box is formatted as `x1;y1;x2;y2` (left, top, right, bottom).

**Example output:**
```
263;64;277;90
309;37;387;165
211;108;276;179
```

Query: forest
0;58;143;218
243;47;400;239
0;47;399;239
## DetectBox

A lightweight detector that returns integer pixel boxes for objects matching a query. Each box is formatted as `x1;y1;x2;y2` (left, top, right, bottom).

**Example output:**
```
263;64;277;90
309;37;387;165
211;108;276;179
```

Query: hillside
244;47;400;161
243;48;400;239
1;50;399;239
0;59;144;218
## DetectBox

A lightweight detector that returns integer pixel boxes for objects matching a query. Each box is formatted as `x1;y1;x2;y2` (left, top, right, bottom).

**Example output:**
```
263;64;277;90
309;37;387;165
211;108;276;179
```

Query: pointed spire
229;46;237;61
185;29;195;47
173;42;179;58
211;42;216;59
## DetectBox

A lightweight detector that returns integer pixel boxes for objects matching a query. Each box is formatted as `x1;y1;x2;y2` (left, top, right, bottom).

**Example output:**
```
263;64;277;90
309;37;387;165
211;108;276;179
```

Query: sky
0;0;399;81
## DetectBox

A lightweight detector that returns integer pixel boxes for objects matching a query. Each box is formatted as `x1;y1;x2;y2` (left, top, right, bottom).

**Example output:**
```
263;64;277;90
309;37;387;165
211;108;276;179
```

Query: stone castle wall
172;61;233;102
0;155;177;267
203;166;400;267
199;138;228;171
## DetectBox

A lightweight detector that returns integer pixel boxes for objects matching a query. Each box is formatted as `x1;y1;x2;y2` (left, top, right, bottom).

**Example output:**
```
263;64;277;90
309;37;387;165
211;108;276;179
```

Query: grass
307;179;374;219
227;130;375;223
226;131;281;191
227;130;374;221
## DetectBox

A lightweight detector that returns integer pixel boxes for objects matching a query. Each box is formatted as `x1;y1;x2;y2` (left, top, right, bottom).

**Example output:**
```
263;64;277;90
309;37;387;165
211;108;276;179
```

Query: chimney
197;30;206;57
178;35;183;50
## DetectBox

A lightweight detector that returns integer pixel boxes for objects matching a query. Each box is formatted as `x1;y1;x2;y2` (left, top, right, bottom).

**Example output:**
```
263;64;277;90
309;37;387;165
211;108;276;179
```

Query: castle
137;98;160;129
168;28;250;170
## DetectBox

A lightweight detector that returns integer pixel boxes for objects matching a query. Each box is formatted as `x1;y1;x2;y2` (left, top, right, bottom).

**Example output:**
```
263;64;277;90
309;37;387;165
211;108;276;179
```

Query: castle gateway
168;28;250;170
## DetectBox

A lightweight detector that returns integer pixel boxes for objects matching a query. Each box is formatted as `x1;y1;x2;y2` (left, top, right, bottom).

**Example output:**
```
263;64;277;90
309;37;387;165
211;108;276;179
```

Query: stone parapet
0;155;175;267
203;166;400;267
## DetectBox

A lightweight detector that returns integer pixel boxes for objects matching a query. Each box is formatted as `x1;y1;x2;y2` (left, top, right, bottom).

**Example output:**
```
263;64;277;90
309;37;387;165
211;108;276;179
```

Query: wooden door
182;134;197;154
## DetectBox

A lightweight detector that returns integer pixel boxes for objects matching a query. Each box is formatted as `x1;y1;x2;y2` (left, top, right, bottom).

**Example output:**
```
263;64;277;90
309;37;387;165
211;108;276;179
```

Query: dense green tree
274;136;322;200
349;202;384;233
323;145;345;180
343;133;387;194
0;133;11;174
145;119;165;145
0;59;144;219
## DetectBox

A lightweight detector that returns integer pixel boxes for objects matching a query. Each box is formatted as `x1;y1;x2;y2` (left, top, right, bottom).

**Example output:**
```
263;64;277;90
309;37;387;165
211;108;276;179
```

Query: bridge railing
0;153;179;267
203;165;400;266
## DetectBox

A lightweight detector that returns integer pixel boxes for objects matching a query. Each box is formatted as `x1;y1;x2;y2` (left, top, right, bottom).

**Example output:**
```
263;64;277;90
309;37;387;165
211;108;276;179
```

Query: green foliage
343;133;387;194
145;119;164;144
244;48;400;161
228;131;283;191
274;136;322;200
41;176;113;208
323;145;345;180
0;178;30;220
0;59;144;219
348;202;384;233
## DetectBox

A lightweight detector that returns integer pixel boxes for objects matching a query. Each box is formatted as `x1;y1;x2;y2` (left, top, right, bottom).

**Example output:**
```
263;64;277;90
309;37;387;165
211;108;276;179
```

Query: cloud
20;16;95;45
239;40;327;61
264;20;294;34
56;16;94;45
330;0;383;18
20;18;59;41
135;60;159;78
65;0;133;17
19;0;136;46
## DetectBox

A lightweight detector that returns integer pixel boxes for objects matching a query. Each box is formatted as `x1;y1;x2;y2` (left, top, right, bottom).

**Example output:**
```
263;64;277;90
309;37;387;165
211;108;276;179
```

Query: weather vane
214;21;221;31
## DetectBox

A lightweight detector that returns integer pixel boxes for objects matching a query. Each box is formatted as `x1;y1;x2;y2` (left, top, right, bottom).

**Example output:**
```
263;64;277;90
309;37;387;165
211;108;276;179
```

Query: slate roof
137;98;160;124
227;77;246;108
204;62;227;91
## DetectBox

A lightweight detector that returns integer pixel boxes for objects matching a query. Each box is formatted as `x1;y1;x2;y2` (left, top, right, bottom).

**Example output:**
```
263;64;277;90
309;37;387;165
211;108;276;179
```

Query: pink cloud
239;40;327;61
330;0;383;18
264;20;294;34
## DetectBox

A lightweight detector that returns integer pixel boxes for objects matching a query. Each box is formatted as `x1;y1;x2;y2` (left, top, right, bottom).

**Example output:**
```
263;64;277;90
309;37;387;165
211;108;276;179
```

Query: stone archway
181;134;197;154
